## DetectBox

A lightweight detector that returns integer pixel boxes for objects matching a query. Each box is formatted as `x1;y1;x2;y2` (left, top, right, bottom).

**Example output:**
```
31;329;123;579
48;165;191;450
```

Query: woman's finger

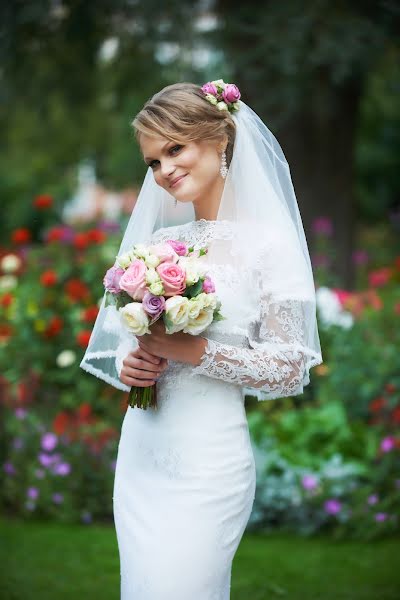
134;345;161;365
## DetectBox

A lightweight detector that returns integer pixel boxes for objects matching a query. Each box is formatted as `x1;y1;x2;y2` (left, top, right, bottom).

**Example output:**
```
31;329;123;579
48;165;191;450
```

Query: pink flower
368;268;392;288
312;216;333;237
324;498;342;515
166;239;188;257
156;262;186;297
27;486;39;500
222;83;241;104
301;474;318;490
333;288;352;307
54;462;71;476
149;243;179;264
41;432;58;452
201;82;218;96
202;277;215;293
119;259;147;300
352;250;369;266
367;493;379;505
375;512;387;522
380;435;395;453
103;264;125;293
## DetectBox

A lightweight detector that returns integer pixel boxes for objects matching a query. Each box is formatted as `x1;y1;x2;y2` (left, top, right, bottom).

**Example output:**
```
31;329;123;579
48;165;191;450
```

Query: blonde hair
132;82;236;165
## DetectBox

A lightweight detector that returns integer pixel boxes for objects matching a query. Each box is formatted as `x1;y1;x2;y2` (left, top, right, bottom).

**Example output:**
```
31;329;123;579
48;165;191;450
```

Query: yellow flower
34;319;46;332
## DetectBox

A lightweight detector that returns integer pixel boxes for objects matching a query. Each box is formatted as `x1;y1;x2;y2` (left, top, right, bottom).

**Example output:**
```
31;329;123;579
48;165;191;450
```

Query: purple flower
312;217;333;237
375;512;387;522
12;437;24;450
81;510;92;524
52;493;64;504
41;432;58;452
54;462;71;476
3;461;16;476
222;83;241;104
166;239;188;256
301;474;318;490
27;486;39;500
35;468;46;479
380;436;395;453
38;452;61;468
367;494;379;505
324;498;342;515
15;407;27;419
97;220;120;234
103;264;125;293
202;277;216;293
352;250;369;266
142;291;165;320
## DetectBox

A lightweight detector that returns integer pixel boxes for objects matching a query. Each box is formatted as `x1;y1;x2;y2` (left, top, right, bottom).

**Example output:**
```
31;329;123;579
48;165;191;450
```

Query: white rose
183;308;214;335
202;292;218;311
56;350;76;368
116;250;134;269
205;93;217;105
1;254;21;273
145;267;160;285
187;296;204;319
119;302;150;335
149;281;164;296
132;244;149;259
164;296;190;333
144;253;160;269
0;275;18;291
178;257;201;286
216;101;228;111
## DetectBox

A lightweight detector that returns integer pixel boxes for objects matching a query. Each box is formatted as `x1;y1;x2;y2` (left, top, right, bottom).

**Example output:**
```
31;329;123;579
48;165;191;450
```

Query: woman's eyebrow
144;141;172;163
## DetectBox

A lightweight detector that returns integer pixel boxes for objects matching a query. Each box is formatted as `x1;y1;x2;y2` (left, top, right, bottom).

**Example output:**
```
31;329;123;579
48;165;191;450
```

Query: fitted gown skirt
113;363;256;600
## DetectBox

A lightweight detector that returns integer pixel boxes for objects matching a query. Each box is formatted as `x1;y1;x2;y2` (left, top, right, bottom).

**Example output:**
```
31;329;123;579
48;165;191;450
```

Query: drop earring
220;150;228;179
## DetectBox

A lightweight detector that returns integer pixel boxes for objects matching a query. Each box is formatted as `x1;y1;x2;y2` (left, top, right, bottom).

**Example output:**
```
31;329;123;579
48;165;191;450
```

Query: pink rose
148;243;179;264
202;276;215;293
156;262;186;297
222;84;241;104
119;259;147;300
166;239;188;256
201;82;218;96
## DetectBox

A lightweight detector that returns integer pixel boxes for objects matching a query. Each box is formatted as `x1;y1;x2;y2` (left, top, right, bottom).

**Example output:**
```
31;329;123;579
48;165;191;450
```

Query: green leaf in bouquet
183;278;204;298
213;310;226;322
115;291;133;310
162;312;174;333
104;291;116;307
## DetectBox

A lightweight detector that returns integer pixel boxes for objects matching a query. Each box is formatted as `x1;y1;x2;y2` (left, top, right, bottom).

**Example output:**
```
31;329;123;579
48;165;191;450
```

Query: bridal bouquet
103;238;224;410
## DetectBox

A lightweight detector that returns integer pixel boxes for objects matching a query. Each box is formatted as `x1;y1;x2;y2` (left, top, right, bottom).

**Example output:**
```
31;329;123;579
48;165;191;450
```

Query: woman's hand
137;318;207;366
120;344;168;388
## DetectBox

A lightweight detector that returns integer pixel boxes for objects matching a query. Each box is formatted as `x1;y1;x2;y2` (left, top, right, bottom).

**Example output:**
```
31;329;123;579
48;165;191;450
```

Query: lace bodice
116;219;322;401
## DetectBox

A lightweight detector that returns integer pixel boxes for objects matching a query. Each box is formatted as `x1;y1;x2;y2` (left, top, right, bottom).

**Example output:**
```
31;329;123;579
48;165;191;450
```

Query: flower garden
1;196;399;540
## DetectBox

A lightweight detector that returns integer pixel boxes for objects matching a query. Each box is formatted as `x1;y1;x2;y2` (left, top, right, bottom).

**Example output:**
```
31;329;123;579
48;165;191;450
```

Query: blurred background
0;1;399;598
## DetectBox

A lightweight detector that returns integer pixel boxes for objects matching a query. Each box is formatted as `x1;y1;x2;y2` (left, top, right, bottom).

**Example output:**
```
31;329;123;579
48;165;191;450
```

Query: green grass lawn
0;517;399;599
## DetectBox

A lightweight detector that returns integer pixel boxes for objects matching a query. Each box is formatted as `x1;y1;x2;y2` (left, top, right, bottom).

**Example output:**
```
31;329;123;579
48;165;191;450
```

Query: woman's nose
160;158;175;178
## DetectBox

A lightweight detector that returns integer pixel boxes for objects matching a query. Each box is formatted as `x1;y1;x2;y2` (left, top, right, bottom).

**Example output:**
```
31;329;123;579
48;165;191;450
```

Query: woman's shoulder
151;219;235;246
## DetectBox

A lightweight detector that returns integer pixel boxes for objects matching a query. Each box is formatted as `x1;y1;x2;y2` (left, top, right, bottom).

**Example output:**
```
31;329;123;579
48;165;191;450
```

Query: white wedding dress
112;218;318;599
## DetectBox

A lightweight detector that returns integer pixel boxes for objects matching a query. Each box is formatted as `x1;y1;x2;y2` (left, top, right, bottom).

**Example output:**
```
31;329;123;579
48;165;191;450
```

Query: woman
80;80;322;599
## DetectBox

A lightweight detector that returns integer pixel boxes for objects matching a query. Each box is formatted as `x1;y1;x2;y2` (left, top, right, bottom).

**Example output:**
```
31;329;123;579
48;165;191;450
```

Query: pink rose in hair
156;262;186;297
166;239;188;256
148;243;179;264
201;82;218;96
119;259;147;300
222;84;241;104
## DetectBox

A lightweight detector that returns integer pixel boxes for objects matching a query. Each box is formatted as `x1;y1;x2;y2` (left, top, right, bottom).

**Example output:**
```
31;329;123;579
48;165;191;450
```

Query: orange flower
40;270;58;287
33;194;53;209
11;228;31;244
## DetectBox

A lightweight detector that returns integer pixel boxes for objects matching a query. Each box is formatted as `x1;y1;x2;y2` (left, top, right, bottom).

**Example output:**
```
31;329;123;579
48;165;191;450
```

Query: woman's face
139;134;226;204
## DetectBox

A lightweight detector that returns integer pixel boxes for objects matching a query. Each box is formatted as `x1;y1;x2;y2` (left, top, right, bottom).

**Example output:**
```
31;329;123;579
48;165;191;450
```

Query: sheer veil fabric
79;99;322;400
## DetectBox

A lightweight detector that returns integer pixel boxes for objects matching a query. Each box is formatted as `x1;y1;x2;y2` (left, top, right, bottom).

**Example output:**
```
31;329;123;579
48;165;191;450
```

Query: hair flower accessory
201;79;241;113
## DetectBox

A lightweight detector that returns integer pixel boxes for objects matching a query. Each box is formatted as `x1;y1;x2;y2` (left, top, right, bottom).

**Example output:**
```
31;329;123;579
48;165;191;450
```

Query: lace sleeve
191;293;322;401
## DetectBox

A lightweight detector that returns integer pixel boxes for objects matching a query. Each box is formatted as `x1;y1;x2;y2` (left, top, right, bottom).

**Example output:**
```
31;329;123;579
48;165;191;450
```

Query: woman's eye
170;145;182;154
148;145;182;168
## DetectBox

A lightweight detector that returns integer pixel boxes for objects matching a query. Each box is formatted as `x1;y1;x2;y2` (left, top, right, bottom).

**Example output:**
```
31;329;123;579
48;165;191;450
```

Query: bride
80;79;322;599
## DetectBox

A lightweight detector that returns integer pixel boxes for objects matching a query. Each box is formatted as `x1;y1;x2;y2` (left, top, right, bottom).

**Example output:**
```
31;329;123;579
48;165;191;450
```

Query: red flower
33;194;53;209
81;305;99;323
53;411;71;435
385;383;396;394
11;228;31;244
76;330;92;347
87;229;106;244
44;316;63;337
0;323;13;341
368;268;392;288
0;293;14;308
73;232;90;250
391;406;400;425
40;270;58;287
369;397;387;413
77;402;92;422
64;279;90;302
46;226;65;243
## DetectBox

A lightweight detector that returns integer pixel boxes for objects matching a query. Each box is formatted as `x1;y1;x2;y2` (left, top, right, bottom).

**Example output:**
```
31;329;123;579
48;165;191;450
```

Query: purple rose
41;432;58;452
222;84;241;104
202;277;215;293
201;82;218;96
142;291;166;320
103;264;125;293
166;239;188;256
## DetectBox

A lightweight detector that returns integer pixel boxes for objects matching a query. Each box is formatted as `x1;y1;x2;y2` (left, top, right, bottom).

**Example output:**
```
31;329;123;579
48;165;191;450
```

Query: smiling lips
170;174;187;188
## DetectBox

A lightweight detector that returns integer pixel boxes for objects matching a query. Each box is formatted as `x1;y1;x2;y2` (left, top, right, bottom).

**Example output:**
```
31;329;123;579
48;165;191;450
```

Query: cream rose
187;296;205;319
178;256;205;286
116;250;135;269
119;302;150;335
148;281;165;296
145;267;161;285
144;253;161;269
164;296;190;333
183;307;214;335
132;243;149;260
